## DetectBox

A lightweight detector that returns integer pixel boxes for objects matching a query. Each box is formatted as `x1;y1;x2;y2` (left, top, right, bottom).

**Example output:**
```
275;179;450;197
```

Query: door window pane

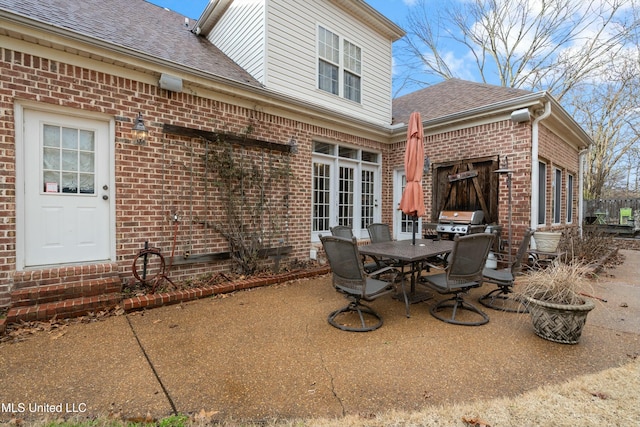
312;144;381;239
42;124;95;194
338;166;354;226
312;162;331;232
361;169;375;229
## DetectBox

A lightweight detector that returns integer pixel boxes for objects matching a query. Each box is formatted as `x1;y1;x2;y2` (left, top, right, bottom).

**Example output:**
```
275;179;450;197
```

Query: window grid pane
538;162;546;224
400;174;412;232
42;124;96;194
344;71;361;103
361;169;375;229
338;166;354;226
553;169;562;224
318;27;339;64
312;163;331;232
318;60;339;95
343;40;361;74
567;174;574;223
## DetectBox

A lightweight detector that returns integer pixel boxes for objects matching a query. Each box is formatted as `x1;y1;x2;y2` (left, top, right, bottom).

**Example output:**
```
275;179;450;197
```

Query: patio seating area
1;250;638;423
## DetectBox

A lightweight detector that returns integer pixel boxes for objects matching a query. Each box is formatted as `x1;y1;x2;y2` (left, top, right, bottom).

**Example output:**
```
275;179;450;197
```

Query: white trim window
552;167;562;224
318;26;362;103
538;161;547;225
566;173;574;224
311;141;380;240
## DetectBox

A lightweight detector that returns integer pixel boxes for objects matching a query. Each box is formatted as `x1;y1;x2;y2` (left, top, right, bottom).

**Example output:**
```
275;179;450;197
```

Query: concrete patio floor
0;250;638;423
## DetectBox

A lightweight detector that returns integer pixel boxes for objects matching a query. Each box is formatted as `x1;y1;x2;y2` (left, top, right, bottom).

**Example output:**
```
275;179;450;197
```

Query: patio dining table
359;238;455;317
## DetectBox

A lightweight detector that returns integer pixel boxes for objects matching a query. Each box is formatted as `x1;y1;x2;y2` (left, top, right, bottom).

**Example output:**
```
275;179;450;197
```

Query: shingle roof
0;0;262;88
392;79;533;125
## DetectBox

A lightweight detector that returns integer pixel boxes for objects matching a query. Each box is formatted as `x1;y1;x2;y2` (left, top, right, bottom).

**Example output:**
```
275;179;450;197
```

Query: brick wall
0;47;386;304
383;120;534;244
537;125;581;231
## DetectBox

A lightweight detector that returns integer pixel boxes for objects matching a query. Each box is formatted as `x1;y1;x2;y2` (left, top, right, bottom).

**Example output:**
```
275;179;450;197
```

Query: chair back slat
330;225;354;239
320;236;366;295
367;223;392;243
447;233;494;285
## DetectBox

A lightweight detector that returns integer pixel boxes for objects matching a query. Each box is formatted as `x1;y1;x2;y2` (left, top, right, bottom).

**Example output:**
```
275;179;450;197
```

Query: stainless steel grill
436;210;486;239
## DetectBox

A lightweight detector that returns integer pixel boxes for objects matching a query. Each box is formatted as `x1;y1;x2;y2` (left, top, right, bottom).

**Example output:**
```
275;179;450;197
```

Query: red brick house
0;0;591;321
389;79;591;247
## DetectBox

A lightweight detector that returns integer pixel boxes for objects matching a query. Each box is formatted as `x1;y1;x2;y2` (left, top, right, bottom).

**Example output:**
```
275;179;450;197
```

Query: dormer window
318;26;362;103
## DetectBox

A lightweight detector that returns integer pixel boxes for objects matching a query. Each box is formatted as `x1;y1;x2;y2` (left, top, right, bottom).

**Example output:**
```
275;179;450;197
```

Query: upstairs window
343;40;361;102
318;26;362;103
318;27;339;96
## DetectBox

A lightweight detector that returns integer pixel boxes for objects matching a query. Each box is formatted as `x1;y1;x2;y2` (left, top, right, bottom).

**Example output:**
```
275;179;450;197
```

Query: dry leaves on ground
0;306;125;344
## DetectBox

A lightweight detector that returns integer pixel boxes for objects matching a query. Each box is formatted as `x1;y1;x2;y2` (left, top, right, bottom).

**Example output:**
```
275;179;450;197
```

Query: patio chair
366;223;403;268
330;225;354;239
320;235;396;332
479;228;533;313
367;223;392;243
330;225;379;273
422;233;494;326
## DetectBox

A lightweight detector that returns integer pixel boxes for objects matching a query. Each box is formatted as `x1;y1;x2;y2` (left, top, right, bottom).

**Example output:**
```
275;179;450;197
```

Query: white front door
22;109;112;267
394;169;422;241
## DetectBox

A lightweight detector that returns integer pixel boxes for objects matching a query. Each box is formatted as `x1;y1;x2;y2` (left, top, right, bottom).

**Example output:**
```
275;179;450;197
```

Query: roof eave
1;10;394;139
195;0;233;36
0;9;261;89
394;91;592;149
329;0;405;41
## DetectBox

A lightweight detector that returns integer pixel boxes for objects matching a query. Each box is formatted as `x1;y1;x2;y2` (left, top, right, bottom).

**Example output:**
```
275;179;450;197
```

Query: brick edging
121;266;331;312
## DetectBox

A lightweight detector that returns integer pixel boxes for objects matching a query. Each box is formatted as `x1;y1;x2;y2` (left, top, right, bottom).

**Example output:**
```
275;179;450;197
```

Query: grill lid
438;210;484;225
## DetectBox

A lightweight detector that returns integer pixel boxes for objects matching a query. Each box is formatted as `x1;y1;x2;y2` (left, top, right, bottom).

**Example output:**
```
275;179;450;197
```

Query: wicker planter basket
533;231;562;252
523;294;595;344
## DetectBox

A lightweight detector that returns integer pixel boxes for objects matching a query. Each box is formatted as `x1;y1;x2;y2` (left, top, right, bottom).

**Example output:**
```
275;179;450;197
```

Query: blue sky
147;1;410;24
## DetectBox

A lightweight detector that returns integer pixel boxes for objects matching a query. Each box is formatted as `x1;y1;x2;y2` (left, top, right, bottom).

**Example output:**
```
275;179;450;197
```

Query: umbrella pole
412;215;417;245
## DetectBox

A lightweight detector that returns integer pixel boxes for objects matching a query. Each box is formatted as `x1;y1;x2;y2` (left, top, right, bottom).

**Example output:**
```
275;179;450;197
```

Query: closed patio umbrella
399;111;425;245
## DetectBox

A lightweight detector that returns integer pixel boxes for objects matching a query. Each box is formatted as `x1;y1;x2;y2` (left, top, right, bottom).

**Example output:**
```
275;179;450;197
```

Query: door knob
102;195;108;200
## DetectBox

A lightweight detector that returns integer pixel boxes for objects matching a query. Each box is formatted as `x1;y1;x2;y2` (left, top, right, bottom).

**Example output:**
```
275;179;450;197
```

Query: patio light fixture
423;156;431;174
288;136;298;154
131;112;149;145
495;156;514;263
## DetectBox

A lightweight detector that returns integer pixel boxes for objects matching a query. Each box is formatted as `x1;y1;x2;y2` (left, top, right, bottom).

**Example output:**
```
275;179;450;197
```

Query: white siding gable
208;0;267;83
208;0;398;126
267;0;395;126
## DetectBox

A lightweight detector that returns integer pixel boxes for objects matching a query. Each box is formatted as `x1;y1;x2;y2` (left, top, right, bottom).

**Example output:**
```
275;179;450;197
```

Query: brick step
11;263;120;290
11;277;122;308
5;292;123;324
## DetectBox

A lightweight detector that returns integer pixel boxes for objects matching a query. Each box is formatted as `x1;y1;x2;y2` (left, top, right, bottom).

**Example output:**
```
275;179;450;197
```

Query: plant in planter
520;261;595;344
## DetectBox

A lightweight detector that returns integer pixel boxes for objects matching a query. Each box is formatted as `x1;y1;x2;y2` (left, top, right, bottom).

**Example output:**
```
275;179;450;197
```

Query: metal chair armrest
367;265;399;278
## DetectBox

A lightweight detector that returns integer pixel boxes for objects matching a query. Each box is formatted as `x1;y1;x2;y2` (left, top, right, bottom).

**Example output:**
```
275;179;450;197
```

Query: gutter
531;99;552;231
421;92;547;132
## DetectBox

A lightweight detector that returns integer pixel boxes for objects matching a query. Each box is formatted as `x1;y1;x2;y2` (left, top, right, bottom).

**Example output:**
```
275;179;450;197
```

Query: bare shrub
558;228;618;265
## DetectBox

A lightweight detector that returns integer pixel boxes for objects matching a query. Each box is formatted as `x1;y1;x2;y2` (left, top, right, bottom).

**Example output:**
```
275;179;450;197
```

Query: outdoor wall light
131;112;148;145
423;156;431;174
288;136;298;154
511;108;531;123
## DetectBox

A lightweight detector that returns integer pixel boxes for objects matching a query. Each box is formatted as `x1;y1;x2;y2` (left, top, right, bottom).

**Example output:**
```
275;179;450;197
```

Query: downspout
530;100;552;231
